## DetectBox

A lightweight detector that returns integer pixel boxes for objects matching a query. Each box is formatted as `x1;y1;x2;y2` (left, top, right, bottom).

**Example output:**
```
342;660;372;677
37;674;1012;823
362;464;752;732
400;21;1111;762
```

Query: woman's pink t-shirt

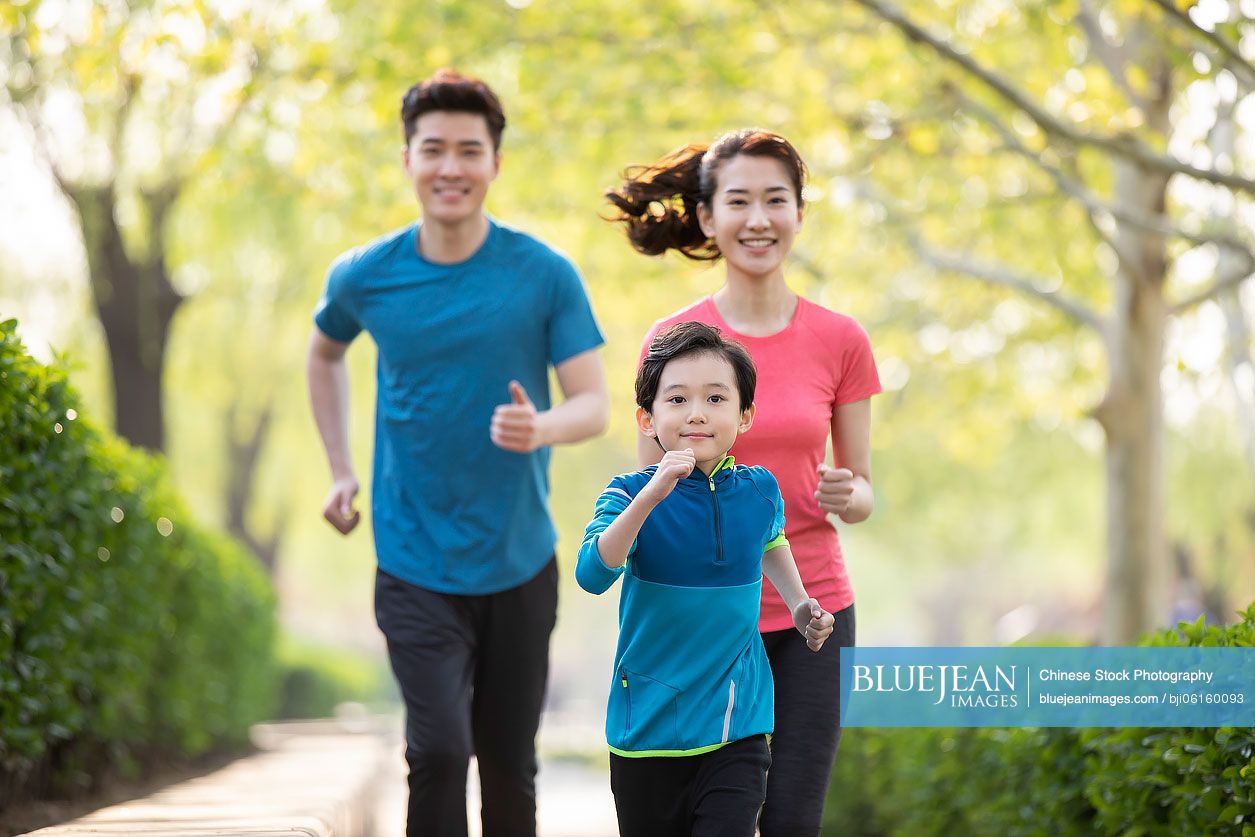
641;296;881;632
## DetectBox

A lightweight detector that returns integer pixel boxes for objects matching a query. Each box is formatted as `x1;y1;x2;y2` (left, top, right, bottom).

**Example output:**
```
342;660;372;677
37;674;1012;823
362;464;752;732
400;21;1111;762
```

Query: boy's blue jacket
576;457;788;757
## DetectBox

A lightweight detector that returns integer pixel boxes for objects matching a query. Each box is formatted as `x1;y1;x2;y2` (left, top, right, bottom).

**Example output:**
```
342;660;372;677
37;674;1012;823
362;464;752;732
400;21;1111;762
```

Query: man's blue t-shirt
314;218;604;594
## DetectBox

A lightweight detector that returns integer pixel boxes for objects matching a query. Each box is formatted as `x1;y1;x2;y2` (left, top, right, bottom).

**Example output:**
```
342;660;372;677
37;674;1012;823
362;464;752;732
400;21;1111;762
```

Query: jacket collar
683;454;736;484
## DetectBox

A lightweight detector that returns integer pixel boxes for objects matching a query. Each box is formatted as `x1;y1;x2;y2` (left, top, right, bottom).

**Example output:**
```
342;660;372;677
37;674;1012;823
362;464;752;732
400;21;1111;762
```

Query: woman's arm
816;398;874;524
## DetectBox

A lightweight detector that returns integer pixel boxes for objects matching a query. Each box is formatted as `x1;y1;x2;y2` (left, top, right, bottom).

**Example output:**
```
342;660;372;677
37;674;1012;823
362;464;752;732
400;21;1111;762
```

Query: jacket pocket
621;669;680;750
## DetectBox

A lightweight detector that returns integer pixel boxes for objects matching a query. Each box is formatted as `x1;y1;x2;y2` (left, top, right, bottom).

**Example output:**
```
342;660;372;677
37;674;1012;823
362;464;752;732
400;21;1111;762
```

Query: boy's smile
639;352;754;475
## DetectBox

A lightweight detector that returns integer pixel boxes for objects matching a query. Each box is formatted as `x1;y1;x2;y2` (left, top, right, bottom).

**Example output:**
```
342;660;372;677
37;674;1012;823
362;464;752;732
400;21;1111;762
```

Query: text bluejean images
839;647;1254;727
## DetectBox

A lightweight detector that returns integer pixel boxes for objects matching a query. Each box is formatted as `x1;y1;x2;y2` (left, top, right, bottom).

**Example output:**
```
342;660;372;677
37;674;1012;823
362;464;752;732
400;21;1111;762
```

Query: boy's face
402;111;500;227
638;352;754;472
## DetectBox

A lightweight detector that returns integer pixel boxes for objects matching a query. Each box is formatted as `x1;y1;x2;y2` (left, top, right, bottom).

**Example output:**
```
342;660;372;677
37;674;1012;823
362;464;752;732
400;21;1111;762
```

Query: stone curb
25;719;393;837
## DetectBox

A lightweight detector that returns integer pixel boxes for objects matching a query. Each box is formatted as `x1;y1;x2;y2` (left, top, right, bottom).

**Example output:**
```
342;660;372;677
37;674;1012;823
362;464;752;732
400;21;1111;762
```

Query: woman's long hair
604;129;808;262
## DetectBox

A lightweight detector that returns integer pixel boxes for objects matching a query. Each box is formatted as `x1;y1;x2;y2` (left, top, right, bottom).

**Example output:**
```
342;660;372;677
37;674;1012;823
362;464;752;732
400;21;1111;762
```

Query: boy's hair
401;68;507;150
636;322;756;412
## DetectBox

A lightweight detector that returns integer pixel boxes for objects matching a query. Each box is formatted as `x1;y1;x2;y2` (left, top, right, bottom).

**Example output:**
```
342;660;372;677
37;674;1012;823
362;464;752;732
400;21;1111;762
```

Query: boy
576;321;833;837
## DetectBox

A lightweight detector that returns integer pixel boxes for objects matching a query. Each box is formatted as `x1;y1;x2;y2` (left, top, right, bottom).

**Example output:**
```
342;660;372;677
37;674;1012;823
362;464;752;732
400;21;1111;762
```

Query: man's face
402;111;500;227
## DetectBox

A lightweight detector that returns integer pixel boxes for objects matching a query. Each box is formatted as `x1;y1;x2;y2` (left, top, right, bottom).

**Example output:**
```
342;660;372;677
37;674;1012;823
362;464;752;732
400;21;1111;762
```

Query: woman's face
697;154;803;281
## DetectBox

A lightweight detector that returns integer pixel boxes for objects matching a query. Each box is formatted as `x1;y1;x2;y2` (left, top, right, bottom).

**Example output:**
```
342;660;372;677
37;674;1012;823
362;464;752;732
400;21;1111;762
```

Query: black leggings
374;560;558;837
758;603;855;837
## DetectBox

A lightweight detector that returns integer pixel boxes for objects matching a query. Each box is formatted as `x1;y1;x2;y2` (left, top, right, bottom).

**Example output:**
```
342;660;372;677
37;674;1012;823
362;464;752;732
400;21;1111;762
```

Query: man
306;69;608;837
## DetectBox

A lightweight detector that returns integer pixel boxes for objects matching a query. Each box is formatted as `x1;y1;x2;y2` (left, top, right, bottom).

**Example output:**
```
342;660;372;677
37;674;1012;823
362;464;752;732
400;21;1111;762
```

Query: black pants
758;602;855;837
374;559;558;837
609;735;771;837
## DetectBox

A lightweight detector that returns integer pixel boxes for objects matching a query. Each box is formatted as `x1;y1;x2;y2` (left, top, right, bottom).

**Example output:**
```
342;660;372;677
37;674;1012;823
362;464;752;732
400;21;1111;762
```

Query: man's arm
491;348;609;452
306;327;359;534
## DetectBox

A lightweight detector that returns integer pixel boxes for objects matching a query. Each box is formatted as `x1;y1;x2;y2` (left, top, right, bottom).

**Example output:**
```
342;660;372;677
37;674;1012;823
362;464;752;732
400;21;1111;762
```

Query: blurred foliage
273;634;396;719
0;320;277;805
824;601;1255;835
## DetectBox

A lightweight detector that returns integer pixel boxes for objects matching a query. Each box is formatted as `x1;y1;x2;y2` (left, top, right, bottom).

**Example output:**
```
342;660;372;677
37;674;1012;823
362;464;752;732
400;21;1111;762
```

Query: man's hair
636;321;756;412
401;68;506;150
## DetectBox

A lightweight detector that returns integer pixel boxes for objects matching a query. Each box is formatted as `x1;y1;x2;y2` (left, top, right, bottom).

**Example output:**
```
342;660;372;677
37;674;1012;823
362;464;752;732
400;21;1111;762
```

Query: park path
372;717;618;837
24;715;617;837
372;755;617;837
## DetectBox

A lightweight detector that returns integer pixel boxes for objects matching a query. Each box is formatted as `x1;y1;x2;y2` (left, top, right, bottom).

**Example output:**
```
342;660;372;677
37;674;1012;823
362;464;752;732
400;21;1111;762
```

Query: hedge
0;319;278;805
825;603;1255;836
275;635;397;720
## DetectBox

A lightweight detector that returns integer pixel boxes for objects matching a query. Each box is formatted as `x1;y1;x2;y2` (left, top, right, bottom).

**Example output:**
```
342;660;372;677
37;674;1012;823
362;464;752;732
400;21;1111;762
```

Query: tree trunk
1095;154;1171;643
70;185;182;452
1211;99;1255;480
1098;292;1168;642
225;399;284;575
1220;292;1255;471
1211;95;1254;622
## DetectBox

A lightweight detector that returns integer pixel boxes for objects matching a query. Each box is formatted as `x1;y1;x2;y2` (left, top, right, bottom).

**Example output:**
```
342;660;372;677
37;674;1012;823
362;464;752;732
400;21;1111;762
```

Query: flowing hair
605;129;808;262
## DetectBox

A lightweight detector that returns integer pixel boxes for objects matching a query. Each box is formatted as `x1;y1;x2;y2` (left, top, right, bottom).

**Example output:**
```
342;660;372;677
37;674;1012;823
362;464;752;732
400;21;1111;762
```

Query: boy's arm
575;487;632;595
575;485;661;595
576;450;696;594
762;544;835;652
592;491;661;571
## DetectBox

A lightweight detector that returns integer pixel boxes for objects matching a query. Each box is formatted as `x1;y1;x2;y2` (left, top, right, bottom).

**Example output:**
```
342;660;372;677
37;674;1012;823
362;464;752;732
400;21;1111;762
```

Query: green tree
811;0;1255;641
0;0;328;452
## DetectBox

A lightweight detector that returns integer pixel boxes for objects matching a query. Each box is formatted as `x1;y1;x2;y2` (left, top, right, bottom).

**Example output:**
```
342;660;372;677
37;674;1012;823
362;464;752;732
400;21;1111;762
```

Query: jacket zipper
708;474;724;563
721;679;736;743
621;670;630;728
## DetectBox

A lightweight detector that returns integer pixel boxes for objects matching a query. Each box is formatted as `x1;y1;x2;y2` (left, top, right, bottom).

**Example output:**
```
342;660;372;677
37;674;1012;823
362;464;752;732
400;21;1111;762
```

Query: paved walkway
25;724;388;836
25;716;617;837
373;746;617;836
373;756;617;837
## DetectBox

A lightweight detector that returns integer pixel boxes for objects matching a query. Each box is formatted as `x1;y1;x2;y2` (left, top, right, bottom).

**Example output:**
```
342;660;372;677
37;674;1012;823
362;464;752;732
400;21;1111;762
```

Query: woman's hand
815;464;855;516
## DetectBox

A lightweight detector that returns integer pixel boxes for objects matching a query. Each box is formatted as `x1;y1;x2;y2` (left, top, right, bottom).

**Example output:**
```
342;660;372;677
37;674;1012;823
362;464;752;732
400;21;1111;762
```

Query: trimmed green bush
0;320;278;803
274;636;397;719
825;604;1255;836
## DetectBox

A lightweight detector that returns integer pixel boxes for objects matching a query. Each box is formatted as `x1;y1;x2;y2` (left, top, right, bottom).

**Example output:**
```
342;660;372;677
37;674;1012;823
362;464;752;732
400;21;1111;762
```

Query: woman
606;129;880;836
